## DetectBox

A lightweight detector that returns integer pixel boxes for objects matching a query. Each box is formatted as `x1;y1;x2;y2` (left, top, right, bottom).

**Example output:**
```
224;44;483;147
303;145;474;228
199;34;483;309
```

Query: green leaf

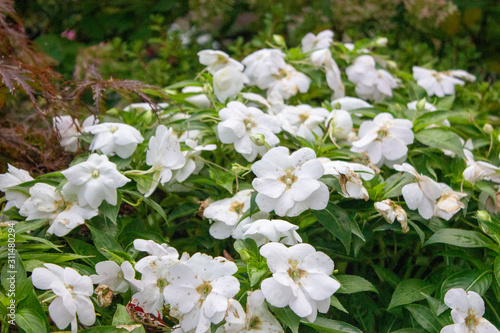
65;237;107;265
123;190;168;223
112;304;134;326
372;264;401;288
405;304;441;333
330;295;349;313
425;228;496;249
434;96;455;110
415;128;465;159
302;317;363;333
391;329;426;333
15;308;46;333
388;279;435;310
88;224;122;257
13;219;48;234
270;306;300;333
408;220;425;247
313;203;352;254
414;110;467;130
79;327;131;333
20;252;92;263
441;270;492;297
1;251;30;303
99;191;122;225
495;255;500;287
336;275;378;294
247;261;268;287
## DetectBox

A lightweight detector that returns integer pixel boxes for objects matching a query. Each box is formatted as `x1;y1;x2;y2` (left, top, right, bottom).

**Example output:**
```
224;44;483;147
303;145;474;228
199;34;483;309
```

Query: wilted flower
32;264;95;333
53;115;80;152
320;159;375;200
164;253;240;333
412;66;475;97
198;50;244;74
61;154;130;209
440;288;499;333
251;147;329;217
463;149;500;185
85;122;144;159
241;219;302;247
351;113;414;167
278;104;329;141
260;243;340;322
434;184;467;220
0;164;33;210
394;163;443;219
218;102;281;161
374;199;409;232
213;66;249;103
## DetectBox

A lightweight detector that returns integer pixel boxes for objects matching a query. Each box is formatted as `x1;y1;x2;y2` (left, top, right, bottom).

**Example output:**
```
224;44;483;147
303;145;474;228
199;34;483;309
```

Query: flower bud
416;98;427;111
483;124;493;135
375;37;388;47
273;34;286;48
231;163;245;175
477;210;491;223
203;82;213;94
249;133;267;146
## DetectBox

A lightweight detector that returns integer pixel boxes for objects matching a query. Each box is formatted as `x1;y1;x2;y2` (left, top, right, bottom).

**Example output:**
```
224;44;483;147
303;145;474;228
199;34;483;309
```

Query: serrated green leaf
302;317;363;333
425;228;496;249
388;279;435;310
336;275;378;294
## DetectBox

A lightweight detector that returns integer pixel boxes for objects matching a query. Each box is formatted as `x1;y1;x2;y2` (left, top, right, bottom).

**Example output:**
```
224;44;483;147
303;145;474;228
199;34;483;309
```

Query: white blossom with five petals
85;122;144;159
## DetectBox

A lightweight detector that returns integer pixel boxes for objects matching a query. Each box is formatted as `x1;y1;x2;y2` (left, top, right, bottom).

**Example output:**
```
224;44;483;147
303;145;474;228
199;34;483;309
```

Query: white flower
173;139;217;183
374;199;408;232
91;261;139;293
85;122;144;159
0;164;33;210
53;115;80;152
242;219;302;247
463;149;500;185
267;65;311;100
302;30;334;53
216;290;284;333
320;159;375;200
346;55;398;101
123;102;169;112
260;243;340;322
144;125;185;196
251;147;329;217
242;92;286;116
351;113;414;167
198;50;244;74
441;288;499;333
213;66;249;103
325;109;353;140
331;97;373;111
310;49;345;99
61;154;130;209
164;253;240;333
242;49;287;89
182;86;211;109
394;163;443;219
19;183;98;237
278;104;329;141
434;184;467;221
218;101;281;161
407;100;437;112
32;264;95;333
412;66;468;97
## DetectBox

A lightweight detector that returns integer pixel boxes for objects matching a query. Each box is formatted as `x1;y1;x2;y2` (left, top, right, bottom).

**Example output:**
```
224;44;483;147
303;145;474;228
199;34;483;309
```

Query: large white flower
61;154;130;209
144;125;185;196
53;115;80;152
216;290;284;333
260;243;340;322
441;288;499;333
412;66;474;97
346;55;398;101
301;30;334;53
434;184;467;221
213;66;249;103
0;164;33;210
32;264;95;333
85;122;144;159
218;101;281;161
242;219;302;247
320;159;375;200
198;50;244;74
19;183;98;237
351;113;414;167
394;163;443;219
91;261;140;293
242;49;287;89
278;104;329;141
164;253;240;333
463;149;500;185
251;147;329;217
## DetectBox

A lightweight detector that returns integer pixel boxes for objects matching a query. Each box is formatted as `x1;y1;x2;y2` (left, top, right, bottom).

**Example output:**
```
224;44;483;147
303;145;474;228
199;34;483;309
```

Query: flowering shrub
2;18;500;333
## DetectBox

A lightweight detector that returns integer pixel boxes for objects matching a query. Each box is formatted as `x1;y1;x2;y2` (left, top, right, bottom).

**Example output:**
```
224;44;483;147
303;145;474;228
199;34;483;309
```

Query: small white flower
441;288;499;333
260;243;340;322
61;154;130;209
85;122;144;159
32;264;95;333
242;219;302;247
331;97;373;111
463;149;500;185
213;66;249;103
173;139;217;183
198;50;244;74
267;65;311;100
434;184;467;221
218;101;281;161
0;164;33;210
325;109;353;140
123;102;169;112
320;159;375;200
278;104;329;141
53;115;80;152
394;163;443;219
216;290;284;333
91;261;139;293
301;30;334;53
144;125;185;196
182;86;211;109
251;147;329;217
310;49;345;99
412;66;468;97
374;199;408;232
242;49;287;89
164;253;240;333
351;113;414;167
